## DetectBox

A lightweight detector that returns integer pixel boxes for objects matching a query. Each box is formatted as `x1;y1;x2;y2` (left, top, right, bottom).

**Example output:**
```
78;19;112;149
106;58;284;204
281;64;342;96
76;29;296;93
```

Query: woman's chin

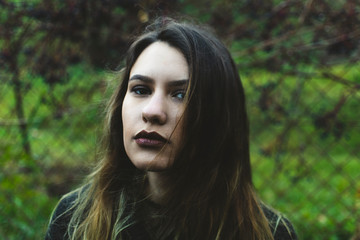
132;159;173;172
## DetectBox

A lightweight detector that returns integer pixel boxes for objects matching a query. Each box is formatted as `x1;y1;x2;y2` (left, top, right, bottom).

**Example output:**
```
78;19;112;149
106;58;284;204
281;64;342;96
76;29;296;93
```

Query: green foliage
0;145;57;239
0;64;107;238
244;63;360;239
0;0;359;239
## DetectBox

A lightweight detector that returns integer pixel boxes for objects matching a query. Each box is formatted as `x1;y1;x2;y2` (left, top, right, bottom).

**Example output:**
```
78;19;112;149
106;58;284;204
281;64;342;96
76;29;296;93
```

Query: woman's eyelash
130;85;185;100
131;85;151;95
173;90;186;100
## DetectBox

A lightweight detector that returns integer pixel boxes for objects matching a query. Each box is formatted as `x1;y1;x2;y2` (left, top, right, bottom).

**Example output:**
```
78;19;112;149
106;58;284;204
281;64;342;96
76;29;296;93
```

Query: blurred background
0;0;359;239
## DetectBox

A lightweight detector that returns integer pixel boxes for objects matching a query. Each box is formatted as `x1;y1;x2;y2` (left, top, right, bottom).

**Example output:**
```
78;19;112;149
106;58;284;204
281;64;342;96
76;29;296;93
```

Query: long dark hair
65;18;276;240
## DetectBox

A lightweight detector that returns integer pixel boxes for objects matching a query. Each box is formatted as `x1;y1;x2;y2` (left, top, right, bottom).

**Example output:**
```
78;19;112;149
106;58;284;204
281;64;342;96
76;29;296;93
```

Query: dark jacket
45;191;297;240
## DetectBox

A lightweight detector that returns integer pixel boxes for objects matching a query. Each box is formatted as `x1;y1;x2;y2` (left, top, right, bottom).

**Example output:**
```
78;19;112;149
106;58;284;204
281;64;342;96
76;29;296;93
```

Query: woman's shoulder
54;189;81;213
261;204;298;240
45;188;83;240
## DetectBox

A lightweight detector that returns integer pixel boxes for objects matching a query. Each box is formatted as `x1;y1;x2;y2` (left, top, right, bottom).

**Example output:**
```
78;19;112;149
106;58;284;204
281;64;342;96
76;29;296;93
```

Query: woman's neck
146;171;169;205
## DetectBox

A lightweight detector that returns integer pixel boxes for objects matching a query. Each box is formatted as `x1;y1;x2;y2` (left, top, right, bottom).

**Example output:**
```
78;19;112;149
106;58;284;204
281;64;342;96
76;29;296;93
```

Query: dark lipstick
134;130;169;148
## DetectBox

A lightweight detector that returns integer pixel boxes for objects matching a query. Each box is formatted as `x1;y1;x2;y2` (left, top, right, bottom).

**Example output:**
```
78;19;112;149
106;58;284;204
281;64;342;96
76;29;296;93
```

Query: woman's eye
173;90;185;100
131;86;151;95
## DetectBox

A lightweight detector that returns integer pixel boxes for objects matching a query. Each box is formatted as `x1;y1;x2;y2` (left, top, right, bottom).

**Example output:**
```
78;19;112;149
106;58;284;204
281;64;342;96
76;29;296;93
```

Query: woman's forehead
129;42;189;83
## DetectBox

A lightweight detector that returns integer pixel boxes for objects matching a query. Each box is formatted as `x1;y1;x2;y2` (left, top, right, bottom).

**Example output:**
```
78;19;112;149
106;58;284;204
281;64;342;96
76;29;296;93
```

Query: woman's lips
134;130;168;148
135;138;166;147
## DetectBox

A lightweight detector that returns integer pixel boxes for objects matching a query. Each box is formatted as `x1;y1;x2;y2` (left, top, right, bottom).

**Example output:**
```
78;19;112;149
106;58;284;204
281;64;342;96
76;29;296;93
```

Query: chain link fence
245;62;360;239
1;42;359;240
1;0;359;239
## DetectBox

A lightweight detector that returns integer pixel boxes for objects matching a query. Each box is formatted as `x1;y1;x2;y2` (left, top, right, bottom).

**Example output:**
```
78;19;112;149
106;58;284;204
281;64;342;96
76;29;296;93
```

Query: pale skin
122;41;189;203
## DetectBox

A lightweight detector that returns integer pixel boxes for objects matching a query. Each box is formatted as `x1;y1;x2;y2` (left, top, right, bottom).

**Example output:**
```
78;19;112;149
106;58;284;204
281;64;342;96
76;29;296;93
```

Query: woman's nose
142;94;167;125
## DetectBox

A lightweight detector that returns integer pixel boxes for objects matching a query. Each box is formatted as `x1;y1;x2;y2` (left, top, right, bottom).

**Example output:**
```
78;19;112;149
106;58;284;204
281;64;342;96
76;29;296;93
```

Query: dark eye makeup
131;85;151;95
129;83;186;101
172;90;186;100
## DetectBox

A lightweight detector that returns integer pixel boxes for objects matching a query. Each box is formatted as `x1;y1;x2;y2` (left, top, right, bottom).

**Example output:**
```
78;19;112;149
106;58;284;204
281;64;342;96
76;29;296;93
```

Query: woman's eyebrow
167;79;188;87
129;74;188;87
129;74;153;83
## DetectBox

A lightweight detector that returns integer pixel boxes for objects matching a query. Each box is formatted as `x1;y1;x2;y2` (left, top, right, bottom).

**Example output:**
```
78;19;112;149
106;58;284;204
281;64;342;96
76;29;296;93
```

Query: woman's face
122;41;189;172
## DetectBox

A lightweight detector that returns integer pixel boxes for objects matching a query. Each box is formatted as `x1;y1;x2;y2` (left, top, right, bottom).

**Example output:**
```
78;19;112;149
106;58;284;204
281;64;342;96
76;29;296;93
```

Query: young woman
46;18;297;240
